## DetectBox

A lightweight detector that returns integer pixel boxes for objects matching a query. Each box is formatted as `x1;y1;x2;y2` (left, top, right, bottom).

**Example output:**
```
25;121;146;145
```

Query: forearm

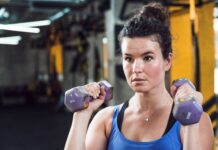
65;111;93;150
183;123;201;150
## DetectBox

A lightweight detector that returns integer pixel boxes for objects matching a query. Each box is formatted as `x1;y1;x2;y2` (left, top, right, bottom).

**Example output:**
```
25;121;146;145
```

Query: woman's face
121;36;172;93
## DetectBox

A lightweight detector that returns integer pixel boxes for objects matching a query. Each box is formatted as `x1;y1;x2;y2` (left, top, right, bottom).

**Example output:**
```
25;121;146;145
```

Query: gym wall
170;2;217;130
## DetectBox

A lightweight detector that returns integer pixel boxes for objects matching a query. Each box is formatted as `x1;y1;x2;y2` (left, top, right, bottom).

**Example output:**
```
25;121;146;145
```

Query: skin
64;36;214;150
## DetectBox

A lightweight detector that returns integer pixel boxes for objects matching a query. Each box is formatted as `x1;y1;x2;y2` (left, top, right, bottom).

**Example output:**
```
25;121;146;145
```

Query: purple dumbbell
172;78;203;125
64;80;113;112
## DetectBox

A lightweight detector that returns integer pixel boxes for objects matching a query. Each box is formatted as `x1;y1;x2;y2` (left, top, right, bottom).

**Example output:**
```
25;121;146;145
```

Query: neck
130;82;172;112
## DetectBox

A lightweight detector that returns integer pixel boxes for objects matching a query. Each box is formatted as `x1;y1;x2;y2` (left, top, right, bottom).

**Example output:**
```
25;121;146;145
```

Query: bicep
86;117;107;150
198;112;214;150
85;108;114;150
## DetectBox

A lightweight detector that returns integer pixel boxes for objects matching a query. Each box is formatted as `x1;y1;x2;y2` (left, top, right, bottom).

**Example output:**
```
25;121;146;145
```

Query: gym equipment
173;78;203;125
64;80;113;112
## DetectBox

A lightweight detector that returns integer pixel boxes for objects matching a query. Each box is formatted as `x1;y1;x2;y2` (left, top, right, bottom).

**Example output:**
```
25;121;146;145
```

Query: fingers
83;82;106;100
175;83;193;99
98;86;106;100
170;85;177;97
83;82;100;99
173;82;203;104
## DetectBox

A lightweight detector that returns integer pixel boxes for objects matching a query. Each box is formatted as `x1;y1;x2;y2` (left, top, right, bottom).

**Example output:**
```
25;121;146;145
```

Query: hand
170;80;203;105
83;82;106;112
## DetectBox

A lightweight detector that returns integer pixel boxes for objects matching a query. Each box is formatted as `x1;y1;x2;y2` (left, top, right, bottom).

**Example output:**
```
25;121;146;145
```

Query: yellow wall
198;3;215;103
170;10;195;83
198;3;216;130
170;3;216;130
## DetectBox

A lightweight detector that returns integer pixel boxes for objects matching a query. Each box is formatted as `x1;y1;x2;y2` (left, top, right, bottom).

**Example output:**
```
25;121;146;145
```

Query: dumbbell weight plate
64;87;92;112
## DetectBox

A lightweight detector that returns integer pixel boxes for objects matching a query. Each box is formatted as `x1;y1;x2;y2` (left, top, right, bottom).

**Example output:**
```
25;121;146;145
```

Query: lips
131;78;146;82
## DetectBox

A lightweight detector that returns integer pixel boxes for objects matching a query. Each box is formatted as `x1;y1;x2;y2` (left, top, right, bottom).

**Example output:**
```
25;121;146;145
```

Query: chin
131;85;150;93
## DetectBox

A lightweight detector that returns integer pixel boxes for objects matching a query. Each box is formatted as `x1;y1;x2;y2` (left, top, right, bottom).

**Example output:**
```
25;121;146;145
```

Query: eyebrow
124;51;154;56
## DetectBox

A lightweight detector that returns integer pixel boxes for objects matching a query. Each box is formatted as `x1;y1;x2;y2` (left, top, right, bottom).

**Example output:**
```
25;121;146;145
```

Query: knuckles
174;82;203;105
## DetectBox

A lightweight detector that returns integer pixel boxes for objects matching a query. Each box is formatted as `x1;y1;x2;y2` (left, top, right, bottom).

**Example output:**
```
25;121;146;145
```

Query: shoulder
96;106;117;118
86;105;121;150
94;104;123;121
90;104;122;137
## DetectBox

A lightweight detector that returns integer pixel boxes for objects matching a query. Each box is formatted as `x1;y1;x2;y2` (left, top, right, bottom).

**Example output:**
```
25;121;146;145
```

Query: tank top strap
111;105;120;128
108;105;120;141
117;100;129;131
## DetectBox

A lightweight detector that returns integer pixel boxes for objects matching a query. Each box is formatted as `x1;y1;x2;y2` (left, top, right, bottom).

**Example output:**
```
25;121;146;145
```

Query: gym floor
0;103;72;150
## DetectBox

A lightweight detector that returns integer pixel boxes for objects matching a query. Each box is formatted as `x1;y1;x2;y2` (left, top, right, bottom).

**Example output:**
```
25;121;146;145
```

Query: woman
65;2;214;150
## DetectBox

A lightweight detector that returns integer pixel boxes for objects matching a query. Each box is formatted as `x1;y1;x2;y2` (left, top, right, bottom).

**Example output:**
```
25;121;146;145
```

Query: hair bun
139;2;169;26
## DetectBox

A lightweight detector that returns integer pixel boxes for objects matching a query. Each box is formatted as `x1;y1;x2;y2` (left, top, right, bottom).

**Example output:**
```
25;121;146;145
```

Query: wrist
183;123;199;133
73;109;93;120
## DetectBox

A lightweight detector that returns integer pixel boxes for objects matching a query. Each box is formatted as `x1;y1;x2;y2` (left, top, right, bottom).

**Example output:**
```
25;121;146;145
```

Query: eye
124;56;133;63
143;56;153;62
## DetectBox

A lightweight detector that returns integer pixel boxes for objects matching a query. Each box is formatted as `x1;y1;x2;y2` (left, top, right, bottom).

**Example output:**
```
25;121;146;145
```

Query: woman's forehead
121;36;161;53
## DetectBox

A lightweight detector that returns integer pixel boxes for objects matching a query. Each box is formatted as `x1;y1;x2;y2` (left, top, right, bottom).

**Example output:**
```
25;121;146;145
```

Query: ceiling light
9;20;51;27
0;24;40;33
0;7;9;19
0;7;6;16
0;40;19;45
49;8;70;21
0;36;22;45
0;36;21;41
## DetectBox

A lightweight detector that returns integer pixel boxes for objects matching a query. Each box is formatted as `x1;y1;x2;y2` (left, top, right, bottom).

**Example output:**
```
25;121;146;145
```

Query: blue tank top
107;106;182;150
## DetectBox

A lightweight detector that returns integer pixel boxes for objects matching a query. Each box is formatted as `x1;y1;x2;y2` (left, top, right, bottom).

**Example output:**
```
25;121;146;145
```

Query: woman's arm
85;106;114;150
64;105;114;150
64;83;106;150
181;112;214;150
171;80;215;150
65;111;93;150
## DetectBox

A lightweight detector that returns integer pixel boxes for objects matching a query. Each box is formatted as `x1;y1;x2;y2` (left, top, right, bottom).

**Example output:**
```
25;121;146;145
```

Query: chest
121;109;170;142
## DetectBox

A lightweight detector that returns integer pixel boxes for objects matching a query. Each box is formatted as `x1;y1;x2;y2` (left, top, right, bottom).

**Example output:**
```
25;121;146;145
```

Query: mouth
131;78;146;82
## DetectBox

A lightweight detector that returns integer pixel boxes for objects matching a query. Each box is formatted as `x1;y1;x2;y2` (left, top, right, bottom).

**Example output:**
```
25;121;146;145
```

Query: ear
164;53;172;71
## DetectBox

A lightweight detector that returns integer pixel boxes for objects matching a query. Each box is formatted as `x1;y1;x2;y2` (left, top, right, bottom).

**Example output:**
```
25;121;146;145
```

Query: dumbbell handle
172;78;203;125
64;80;113;112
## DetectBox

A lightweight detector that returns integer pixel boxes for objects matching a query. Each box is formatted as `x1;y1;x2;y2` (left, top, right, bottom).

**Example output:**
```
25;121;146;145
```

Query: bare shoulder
85;105;121;150
87;105;121;138
94;106;116;121
92;104;123;122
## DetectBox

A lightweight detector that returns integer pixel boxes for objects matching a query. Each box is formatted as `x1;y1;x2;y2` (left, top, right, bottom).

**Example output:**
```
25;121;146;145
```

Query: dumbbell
64;80;113;112
173;78;203;125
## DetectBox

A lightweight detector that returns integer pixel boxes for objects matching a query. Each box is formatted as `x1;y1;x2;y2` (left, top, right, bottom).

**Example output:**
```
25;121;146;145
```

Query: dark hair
118;2;172;59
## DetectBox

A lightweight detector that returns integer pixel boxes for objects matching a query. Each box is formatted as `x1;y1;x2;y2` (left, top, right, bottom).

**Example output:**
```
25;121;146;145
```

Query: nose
133;59;143;73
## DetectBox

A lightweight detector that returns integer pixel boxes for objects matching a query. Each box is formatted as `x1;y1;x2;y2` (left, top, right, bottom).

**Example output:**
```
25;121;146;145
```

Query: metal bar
190;0;201;91
31;0;91;9
0;2;29;8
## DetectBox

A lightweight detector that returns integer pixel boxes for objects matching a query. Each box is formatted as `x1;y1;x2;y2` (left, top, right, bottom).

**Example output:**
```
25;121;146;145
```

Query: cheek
122;63;128;75
123;63;131;78
147;62;164;79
